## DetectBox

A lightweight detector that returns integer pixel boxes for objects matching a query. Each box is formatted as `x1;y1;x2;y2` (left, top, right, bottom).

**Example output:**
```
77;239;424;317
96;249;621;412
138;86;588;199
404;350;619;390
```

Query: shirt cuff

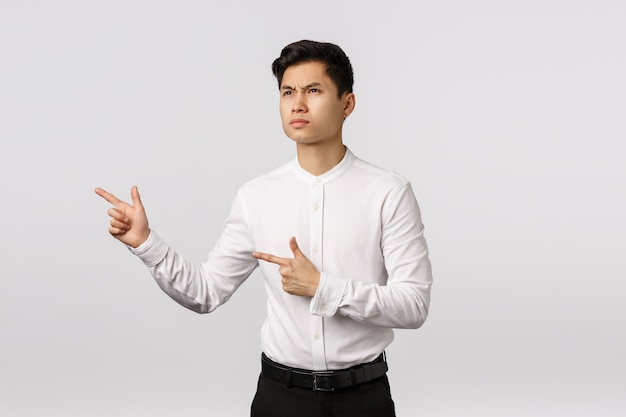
127;230;168;267
310;272;348;317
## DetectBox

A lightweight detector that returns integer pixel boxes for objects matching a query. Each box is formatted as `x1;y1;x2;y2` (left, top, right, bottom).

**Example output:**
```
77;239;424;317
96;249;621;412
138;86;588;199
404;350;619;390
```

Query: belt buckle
312;372;335;392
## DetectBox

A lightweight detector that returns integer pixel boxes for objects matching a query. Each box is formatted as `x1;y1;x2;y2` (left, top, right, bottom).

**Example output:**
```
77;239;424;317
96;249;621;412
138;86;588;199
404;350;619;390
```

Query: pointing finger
95;187;122;207
252;251;289;266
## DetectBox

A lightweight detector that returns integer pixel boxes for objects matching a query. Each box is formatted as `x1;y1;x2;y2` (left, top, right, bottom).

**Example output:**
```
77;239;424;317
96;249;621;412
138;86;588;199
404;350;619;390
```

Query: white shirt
130;148;432;370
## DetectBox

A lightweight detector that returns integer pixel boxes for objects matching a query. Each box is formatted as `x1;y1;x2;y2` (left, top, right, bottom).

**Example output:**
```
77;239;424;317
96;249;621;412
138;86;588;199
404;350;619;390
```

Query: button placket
310;179;326;369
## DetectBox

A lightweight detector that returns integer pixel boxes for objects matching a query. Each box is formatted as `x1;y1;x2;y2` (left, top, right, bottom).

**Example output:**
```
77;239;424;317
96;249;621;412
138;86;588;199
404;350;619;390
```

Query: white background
1;1;624;416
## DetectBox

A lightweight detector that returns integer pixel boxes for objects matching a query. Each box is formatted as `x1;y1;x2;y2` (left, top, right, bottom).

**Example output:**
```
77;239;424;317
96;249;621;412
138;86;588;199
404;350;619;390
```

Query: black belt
261;353;388;391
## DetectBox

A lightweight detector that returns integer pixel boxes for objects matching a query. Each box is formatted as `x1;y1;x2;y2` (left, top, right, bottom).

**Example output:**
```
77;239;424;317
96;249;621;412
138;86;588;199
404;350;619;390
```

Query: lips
289;119;309;128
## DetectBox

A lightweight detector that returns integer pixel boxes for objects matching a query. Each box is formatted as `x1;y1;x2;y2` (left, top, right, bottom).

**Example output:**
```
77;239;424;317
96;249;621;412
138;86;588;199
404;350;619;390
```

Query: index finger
94;187;122;207
252;251;288;267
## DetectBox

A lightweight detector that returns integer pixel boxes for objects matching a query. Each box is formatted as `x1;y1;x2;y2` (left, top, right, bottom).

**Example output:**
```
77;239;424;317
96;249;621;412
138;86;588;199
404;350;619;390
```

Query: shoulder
236;159;296;197
350;153;411;191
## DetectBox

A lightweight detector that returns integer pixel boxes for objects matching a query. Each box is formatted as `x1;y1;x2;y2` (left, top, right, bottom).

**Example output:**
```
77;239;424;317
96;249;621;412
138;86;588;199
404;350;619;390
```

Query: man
95;40;432;417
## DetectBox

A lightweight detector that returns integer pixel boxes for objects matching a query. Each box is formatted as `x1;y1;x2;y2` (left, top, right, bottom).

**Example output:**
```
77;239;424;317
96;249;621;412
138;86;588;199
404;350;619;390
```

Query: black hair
271;40;354;98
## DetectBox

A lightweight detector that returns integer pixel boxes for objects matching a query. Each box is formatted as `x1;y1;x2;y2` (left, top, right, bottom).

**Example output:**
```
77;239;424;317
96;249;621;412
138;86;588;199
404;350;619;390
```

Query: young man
95;40;432;417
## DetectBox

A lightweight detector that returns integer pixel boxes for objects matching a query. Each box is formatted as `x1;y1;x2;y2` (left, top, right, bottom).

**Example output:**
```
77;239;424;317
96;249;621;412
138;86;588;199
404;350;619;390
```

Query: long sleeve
310;183;432;328
129;191;258;314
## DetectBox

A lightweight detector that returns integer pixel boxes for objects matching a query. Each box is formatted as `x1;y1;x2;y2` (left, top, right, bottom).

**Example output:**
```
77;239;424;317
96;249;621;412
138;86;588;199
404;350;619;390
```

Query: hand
253;237;321;297
94;186;150;248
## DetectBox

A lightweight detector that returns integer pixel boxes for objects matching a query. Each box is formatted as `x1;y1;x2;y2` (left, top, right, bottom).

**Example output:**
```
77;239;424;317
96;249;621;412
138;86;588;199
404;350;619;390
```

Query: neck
296;141;346;176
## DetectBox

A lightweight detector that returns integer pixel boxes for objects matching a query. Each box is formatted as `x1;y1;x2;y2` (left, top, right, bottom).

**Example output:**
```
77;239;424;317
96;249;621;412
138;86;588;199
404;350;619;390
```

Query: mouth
289;119;309;128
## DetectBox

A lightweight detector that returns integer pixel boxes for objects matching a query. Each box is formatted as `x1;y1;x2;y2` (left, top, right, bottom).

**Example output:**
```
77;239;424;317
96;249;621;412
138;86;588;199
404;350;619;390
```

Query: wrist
130;229;151;249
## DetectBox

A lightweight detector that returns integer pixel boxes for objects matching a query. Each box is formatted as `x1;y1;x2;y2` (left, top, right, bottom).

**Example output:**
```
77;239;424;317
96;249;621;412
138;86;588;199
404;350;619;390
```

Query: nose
291;91;307;113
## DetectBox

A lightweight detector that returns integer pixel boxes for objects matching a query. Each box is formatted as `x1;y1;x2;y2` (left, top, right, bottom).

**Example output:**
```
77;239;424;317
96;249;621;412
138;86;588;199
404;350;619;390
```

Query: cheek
321;106;344;128
279;105;290;124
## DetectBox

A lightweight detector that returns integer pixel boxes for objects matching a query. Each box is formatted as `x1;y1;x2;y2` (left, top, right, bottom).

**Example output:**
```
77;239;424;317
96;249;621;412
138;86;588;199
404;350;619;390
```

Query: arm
312;184;432;328
95;187;258;313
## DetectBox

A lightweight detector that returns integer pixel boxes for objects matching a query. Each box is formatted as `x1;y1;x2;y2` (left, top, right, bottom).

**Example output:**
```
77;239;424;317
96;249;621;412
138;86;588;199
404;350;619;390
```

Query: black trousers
250;372;396;417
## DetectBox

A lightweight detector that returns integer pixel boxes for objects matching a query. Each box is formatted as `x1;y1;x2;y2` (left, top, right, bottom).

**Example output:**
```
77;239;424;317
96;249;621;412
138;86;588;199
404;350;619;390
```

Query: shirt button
313;247;319;254
321;304;328;312
314;204;320;210
314;178;321;184
314;333;321;340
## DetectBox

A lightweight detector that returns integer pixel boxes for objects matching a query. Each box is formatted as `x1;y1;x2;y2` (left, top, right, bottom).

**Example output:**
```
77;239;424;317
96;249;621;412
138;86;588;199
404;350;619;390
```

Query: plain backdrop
1;1;624;416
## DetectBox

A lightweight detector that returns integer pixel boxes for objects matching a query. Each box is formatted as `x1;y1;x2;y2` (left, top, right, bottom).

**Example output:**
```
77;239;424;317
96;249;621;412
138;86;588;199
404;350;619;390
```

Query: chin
289;138;317;145
285;132;315;144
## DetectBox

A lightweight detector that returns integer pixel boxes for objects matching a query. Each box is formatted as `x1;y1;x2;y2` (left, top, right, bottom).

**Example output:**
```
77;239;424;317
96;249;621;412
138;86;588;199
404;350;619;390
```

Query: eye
309;88;319;93
282;90;293;96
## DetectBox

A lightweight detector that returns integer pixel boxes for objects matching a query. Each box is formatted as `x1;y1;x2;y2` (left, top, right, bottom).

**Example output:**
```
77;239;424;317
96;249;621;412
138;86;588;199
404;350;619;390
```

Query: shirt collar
293;147;355;184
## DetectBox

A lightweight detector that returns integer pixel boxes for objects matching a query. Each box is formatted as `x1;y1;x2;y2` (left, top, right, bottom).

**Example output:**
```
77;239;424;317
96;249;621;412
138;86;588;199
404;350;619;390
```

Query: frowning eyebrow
280;82;323;91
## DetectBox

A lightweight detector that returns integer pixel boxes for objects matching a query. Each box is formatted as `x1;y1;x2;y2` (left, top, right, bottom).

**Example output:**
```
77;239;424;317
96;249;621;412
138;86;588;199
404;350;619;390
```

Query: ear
343;92;356;119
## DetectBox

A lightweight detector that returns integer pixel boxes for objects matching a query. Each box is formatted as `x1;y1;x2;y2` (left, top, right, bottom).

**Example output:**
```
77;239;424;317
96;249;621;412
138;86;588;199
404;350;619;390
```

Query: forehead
281;61;333;88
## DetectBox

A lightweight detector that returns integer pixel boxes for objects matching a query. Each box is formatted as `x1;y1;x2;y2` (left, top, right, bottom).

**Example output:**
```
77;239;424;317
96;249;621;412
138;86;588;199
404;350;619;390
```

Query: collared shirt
130;148;432;371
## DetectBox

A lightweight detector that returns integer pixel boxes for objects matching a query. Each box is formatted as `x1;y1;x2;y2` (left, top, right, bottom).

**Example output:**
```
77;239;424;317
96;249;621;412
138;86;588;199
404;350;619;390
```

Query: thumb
289;236;304;258
131;185;143;208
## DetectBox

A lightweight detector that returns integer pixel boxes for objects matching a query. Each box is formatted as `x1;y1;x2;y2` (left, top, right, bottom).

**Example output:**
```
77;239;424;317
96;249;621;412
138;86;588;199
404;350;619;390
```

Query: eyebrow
280;82;323;91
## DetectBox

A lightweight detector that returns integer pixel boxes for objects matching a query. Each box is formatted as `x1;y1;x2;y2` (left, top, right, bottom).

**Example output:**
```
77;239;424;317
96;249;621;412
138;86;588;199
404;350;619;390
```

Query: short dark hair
271;40;354;98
